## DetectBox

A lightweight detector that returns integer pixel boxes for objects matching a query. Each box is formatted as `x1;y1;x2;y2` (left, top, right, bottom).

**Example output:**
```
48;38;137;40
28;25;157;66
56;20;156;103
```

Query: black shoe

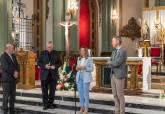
3;110;8;114
9;110;16;114
113;112;120;114
43;106;48;110
49;104;56;109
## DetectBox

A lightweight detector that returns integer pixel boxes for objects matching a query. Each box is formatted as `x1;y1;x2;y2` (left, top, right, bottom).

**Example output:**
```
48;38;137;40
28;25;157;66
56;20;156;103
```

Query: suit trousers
2;81;16;112
77;73;90;108
41;73;57;107
111;75;125;114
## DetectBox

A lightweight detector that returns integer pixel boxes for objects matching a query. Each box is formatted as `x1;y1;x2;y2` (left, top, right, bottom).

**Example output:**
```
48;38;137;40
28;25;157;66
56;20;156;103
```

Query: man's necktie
9;54;14;62
114;49;118;59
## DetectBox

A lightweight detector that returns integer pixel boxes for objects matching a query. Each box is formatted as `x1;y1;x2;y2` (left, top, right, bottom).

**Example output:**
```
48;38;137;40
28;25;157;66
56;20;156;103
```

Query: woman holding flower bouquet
76;47;94;114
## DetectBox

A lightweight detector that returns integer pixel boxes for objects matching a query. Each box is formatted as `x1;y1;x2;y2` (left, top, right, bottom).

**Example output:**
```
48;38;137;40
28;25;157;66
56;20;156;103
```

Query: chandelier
67;0;79;18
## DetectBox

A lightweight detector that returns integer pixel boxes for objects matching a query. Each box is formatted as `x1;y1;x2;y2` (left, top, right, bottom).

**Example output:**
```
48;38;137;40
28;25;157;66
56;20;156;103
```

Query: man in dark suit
0;43;20;114
37;41;62;110
108;36;127;114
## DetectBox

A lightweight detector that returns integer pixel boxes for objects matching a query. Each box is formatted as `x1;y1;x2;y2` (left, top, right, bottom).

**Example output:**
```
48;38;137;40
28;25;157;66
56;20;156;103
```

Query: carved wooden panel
89;0;99;56
33;0;43;50
16;50;37;89
92;58;142;92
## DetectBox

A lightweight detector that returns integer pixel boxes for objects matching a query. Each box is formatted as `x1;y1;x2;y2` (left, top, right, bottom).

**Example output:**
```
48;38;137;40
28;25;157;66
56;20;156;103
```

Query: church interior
1;0;165;114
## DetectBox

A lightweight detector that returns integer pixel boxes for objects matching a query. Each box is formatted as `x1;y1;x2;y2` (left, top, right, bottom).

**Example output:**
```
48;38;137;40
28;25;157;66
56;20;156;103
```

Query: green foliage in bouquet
56;58;75;91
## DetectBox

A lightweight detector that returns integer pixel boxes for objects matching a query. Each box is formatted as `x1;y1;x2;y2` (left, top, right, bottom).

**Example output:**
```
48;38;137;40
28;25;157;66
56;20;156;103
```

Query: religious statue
154;21;165;44
141;20;150;41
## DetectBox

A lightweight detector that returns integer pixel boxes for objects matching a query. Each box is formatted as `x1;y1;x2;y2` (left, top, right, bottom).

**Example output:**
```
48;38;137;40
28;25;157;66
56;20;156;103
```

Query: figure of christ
59;21;77;56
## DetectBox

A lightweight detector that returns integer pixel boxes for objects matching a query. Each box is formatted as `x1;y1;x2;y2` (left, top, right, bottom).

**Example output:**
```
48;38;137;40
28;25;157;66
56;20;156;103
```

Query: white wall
22;0;33;18
121;0;144;27
122;38;138;57
121;0;144;57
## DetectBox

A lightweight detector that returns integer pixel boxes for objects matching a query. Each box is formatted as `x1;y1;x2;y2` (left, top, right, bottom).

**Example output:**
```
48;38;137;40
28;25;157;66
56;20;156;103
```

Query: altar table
92;57;151;92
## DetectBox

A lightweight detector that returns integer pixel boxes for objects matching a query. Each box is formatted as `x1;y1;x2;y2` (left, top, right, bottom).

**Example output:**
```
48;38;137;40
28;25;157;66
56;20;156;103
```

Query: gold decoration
120;17;141;40
92;58;142;92
138;40;151;57
16;49;37;89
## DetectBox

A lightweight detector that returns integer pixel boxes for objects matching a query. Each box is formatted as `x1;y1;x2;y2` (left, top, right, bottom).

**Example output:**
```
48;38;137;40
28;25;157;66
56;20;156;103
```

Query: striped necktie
114;49;118;59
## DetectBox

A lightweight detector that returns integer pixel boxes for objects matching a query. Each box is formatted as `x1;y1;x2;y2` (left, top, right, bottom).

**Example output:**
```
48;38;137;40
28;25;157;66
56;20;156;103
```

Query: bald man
37;41;62;110
0;43;20;114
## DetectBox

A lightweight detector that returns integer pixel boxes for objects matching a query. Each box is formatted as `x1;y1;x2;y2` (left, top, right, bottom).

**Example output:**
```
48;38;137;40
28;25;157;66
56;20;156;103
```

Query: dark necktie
114;49;118;59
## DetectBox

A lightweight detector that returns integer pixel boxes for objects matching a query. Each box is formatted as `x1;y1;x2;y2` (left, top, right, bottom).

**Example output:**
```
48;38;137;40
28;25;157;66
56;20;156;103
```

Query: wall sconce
67;0;79;18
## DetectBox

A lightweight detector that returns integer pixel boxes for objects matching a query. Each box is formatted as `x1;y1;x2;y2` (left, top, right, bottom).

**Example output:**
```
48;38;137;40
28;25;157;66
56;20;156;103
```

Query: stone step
0;96;117;114
1;89;165;111
127;75;165;89
1;96;165;114
127;76;165;83
127;82;165;89
1;89;165;113
0;88;165;114
0;102;99;114
0;91;161;110
151;76;165;83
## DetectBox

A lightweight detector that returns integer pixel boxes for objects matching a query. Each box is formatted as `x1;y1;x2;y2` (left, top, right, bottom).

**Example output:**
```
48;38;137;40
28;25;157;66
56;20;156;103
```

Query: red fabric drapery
79;0;90;48
35;65;40;80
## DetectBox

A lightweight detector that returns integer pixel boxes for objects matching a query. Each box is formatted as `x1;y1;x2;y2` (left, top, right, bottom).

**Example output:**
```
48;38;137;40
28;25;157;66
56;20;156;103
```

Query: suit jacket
110;47;127;79
0;52;20;82
76;57;93;83
37;50;62;81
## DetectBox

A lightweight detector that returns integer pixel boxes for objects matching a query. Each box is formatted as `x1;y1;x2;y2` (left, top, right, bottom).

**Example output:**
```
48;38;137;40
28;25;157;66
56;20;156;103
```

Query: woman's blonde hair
79;46;89;59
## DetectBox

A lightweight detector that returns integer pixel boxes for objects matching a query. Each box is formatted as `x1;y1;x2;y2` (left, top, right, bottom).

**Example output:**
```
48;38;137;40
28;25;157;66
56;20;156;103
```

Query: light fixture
11;31;16;39
67;0;79;18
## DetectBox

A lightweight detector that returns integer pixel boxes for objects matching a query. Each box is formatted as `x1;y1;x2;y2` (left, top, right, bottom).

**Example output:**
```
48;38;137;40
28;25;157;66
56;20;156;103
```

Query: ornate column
52;0;65;51
17;50;37;89
95;64;101;88
0;0;12;54
101;0;116;52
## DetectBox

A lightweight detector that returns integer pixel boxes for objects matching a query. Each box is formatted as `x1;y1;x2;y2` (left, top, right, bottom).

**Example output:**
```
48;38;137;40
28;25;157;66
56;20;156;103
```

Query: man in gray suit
0;43;20;114
108;36;127;114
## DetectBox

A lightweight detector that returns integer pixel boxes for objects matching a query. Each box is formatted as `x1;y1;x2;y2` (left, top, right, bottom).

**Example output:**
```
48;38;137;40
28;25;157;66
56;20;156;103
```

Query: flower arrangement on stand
56;57;77;91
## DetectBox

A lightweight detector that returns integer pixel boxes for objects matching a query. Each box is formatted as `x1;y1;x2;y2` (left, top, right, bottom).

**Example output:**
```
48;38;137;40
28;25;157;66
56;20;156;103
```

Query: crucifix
59;21;77;57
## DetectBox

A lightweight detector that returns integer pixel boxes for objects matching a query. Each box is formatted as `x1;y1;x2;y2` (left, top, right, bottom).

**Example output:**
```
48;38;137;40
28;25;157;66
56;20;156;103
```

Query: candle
138;48;143;57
